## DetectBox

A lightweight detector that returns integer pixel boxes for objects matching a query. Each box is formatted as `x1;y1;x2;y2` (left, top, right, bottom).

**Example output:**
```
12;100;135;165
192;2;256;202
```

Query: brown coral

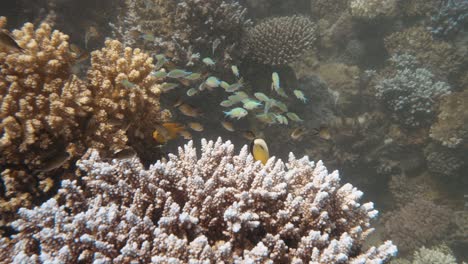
244;15;317;66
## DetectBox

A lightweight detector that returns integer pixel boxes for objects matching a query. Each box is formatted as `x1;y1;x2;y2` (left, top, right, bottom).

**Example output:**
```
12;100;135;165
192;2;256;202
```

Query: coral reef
243;15;317;66
113;0;251;66
374;54;451;127
0;138;397;263
0;19;169;227
383;199;453;254
430;90;468;148
430;0;468;38
349;0;399;19
412;245;457;264
384;26;464;79
423;143;467;181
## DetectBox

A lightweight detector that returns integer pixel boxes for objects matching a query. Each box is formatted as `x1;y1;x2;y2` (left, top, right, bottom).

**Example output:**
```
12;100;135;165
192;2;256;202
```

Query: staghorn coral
383;199;453;254
85;39;171;163
429;0;468;38
1;138;397;263
349;0;399;19
374;54;451;127
423;143;467;181
430;89;468;148
412;245;457;264
112;0;251;67
243;15;317;66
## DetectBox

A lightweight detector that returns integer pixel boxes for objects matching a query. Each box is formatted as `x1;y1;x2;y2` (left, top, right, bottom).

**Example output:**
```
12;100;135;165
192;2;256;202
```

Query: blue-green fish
271;72;280;91
254;92;270;102
142;33;155;42
205;76;221;88
225;82;243;93
275;114;288;125
220;100;235;107
231;65;240;78
224;107;248;120
154;54;167;69
256;113;276;124
121;79;135;88
160;83;179;92
242;99;262;110
186;88;198;96
220;81;230;90
152;70;167;78
202;57;215;66
286;112;303;122
167;69;191;78
294;89;307;103
184;72;202;81
271;100;288;113
277;87;288;98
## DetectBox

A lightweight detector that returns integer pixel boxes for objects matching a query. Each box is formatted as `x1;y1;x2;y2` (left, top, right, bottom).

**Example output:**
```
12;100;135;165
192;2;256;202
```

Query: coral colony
1;0;468;262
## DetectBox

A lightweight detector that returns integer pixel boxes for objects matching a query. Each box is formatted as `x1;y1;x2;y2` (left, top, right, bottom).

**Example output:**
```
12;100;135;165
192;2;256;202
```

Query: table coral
0;138;397;263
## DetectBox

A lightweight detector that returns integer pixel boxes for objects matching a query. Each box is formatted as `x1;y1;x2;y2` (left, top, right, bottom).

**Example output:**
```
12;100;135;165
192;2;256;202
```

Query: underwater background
0;0;467;263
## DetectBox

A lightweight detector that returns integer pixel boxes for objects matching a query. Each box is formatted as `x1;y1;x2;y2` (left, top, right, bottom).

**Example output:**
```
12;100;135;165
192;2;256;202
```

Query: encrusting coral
0;138;397;263
243;15;317;66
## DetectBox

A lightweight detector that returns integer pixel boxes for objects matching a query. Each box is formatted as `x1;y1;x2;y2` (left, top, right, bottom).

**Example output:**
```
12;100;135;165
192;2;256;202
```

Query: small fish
167;69;191;78
293;90;307;103
256;113;275;124
202;57;215;66
152;70;167;78
234;91;249;100
243;131;256;141
271;72;280;91
153;122;186;144
160;83;179;92
184;72;202;80
212;38;221;54
188;122;204;132
275;114;289;125
154;54;167;69
113;148;136;160
121;79;136;88
277;87;288;98
231;65;240;78
179;130;192;140
37;151;71;172
286;112;303;122
224;107;248;120
221;121;235;132
186;88;199;97
250;138;269;165
225;82;243;93
220;81;230;90
178;103;202;117
220;100;235;107
254;92;270;102
173;97;184;108
205;76;221;88
242;99;262;110
271;100;288;113
142;33;155;42
290;127;306;140
312;126;331;140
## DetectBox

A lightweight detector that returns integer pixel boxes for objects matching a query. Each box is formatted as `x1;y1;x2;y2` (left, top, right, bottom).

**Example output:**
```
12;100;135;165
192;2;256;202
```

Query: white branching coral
0;138;397;263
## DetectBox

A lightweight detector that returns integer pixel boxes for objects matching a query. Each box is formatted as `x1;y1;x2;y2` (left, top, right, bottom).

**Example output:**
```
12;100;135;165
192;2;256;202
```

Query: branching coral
383;199;453;254
349;0;399;19
112;0;251;67
374;54;451;127
0;138;397;263
430;0;468;38
243;15;317;66
430;90;468;148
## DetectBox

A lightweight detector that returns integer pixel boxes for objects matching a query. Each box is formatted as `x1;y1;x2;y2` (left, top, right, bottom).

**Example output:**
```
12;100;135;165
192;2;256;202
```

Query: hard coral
374;54;451;127
244;15;317;66
0;18;91;225
349;0;399;19
1;138;397;263
86;39;171;162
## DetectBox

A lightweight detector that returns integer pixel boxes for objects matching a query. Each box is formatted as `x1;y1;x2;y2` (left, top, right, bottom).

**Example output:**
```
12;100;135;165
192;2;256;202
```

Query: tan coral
430;90;468;148
86;39;171;161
